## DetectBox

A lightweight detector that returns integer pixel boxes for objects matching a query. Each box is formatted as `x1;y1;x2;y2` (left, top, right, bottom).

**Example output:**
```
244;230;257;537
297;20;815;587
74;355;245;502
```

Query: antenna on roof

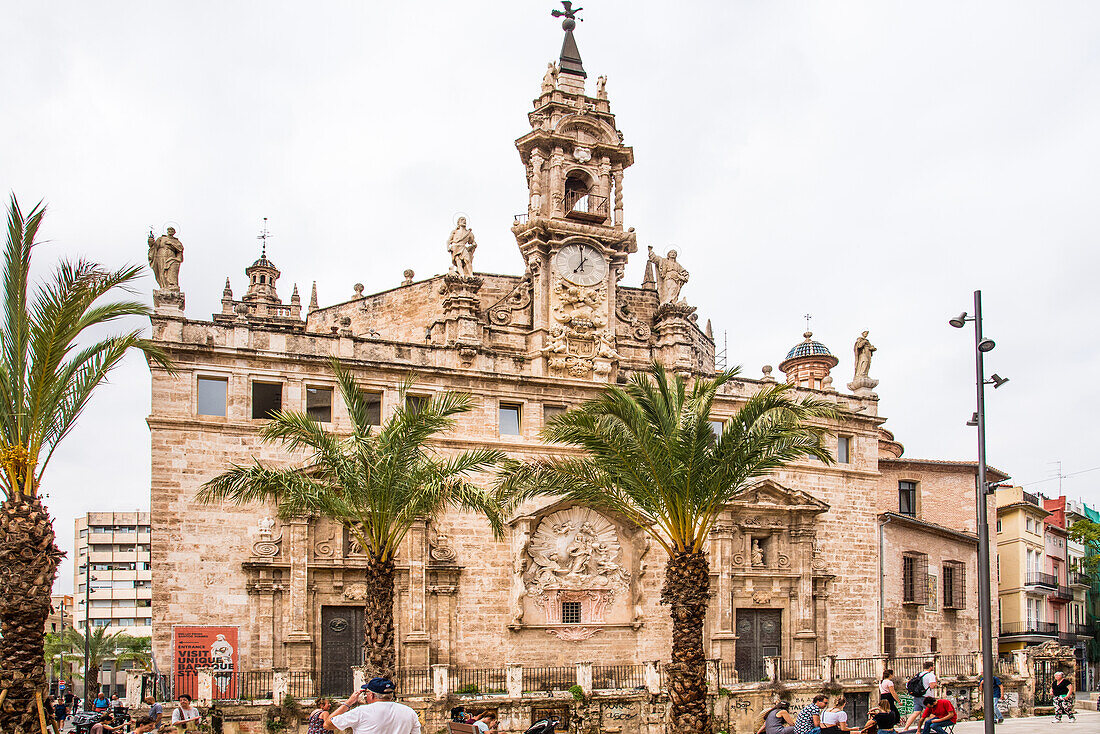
257;217;272;258
716;331;728;372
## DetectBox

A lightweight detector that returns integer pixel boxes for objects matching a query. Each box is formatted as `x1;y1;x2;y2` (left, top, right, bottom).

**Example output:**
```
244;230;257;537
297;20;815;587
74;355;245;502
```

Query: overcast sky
3;1;1098;594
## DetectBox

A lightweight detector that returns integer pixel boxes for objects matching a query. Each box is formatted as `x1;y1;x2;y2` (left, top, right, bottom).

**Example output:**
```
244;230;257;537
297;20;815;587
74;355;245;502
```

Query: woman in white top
819;696;853;734
878;669;898;702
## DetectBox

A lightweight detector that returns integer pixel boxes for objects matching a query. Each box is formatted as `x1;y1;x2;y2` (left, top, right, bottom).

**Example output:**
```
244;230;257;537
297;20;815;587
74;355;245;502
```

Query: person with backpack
901;662;937;731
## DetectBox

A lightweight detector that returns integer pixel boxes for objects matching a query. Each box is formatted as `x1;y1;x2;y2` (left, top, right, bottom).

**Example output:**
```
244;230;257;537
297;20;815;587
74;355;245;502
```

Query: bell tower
512;6;636;380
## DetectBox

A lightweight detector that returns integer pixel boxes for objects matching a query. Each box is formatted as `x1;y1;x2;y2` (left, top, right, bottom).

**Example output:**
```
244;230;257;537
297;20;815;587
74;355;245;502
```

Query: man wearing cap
325;677;421;734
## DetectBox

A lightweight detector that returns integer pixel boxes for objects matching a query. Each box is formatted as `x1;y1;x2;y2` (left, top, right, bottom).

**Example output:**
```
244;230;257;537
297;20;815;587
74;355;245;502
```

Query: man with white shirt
325;678;421;734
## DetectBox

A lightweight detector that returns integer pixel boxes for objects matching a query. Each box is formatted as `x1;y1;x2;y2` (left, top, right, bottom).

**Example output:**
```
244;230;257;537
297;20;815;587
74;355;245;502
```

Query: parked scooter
524;717;562;734
69;710;104;734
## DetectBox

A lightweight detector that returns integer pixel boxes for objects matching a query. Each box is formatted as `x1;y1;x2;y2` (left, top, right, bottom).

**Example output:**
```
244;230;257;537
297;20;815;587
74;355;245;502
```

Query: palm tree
51;627;151;704
0;195;171;733
43;631;81;692
198;359;506;677
496;364;835;734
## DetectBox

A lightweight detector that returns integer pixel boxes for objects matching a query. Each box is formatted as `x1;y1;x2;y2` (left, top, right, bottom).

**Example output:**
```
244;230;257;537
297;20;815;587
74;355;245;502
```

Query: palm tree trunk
0;495;64;733
362;557;396;678
661;550;711;734
86;665;101;707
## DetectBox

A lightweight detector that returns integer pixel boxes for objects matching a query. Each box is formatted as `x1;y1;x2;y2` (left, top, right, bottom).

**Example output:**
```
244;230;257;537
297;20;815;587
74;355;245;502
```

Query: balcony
564;190;609;223
1058;632;1079;647
1050;585;1074;602
1075;623;1096;638
1070;571;1092;588
999;620;1057;637
1025;571;1058;589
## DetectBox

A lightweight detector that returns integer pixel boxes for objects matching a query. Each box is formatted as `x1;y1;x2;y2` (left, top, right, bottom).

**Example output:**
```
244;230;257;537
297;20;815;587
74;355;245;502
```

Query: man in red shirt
917;698;956;734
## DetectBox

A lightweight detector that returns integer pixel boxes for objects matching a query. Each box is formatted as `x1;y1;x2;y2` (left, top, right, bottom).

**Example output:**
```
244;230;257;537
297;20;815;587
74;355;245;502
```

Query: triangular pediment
727;479;830;514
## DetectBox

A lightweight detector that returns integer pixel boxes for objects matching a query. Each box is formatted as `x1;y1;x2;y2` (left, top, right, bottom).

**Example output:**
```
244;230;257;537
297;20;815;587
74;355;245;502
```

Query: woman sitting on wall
756;700;797;734
859;696;900;733
820;696;854;733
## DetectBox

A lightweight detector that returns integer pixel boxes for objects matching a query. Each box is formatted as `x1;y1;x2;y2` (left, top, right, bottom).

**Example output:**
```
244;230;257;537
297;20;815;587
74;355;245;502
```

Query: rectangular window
709;420;724;437
543;404;567;423
499;403;522;436
251;381;283;420
1026;517;1033;532
197;376;228;417
306;386;333;423
996;519;1002;533
903;552;929;604
561;601;582;624
405;394;428;415
930;636;938;653
883;626;896;656
898;481;917;517
837;435;851;464
357;391;383;425
943;561;965;609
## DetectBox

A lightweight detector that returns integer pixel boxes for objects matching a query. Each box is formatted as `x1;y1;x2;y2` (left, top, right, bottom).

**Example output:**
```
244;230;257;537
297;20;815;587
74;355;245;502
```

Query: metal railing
996;658;1017;677
886;656;929;680
1000;620;1057;636
1050;585;1073;601
1021;490;1040;505
238;671;274;700
1074;623;1095;637
564;190;609;221
521;667;574;693
779;659;821;681
834;657;878;680
286;671;316;699
394;668;432;696
1025;571;1058;588
938;655;976;677
714;661;738;688
451;668;508;695
513;213;529;225
1069;571;1091;587
592;664;646;690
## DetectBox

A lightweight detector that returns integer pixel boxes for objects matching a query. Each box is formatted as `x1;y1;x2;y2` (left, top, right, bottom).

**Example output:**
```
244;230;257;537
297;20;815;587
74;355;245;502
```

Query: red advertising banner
173;626;239;699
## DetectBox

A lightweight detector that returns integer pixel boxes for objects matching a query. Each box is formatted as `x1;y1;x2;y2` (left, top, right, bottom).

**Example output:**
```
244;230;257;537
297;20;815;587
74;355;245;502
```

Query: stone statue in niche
596;75;607;100
751;538;765;567
147;226;184;291
853;331;876;379
446;217;477;277
526;507;630;595
647;246;689;306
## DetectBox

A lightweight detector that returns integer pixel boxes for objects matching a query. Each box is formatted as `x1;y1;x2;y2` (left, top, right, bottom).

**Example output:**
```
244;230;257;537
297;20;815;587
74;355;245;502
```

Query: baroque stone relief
526;507;630;596
544;275;619;377
252;517;282;558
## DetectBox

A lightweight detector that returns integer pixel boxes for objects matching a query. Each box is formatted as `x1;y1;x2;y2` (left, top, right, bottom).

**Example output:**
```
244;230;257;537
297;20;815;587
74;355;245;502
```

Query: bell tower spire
509;4;637;382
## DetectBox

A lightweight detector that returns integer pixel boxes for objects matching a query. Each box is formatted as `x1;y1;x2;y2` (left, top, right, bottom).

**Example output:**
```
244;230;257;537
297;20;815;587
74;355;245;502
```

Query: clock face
554;243;607;286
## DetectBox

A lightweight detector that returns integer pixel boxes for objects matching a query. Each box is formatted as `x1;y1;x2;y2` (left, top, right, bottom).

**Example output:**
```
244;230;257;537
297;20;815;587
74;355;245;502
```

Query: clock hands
573;253;588;273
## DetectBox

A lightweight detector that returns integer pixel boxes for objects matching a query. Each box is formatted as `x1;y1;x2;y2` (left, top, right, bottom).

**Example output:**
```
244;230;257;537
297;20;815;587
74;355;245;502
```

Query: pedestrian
901;662;937;731
794;693;827;734
819;696;853;733
134;715;158;734
145;695;165;726
171;694;202;731
472;712;493;734
860;695;900;733
1051;670;1076;722
324;677;421;734
53;698;69;730
93;692;110;712
307;698;333;734
756;700;796;734
450;707;469;724
914;697;956;734
977;673;1004;724
878;669;898;704
90;712;122;734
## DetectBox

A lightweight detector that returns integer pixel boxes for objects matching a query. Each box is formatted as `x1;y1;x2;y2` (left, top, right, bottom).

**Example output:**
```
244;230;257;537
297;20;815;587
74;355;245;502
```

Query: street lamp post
83;572;95;710
949;290;1008;734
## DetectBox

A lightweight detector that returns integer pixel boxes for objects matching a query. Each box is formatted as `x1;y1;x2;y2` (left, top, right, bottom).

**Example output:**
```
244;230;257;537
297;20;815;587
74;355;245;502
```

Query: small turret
778;332;838;390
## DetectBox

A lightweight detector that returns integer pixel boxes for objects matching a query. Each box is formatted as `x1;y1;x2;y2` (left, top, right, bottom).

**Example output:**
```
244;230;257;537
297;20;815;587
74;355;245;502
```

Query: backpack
906;672;928;697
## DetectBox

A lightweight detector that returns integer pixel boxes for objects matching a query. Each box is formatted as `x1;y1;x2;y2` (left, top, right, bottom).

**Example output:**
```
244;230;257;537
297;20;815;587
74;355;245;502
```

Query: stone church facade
146;26;1000;691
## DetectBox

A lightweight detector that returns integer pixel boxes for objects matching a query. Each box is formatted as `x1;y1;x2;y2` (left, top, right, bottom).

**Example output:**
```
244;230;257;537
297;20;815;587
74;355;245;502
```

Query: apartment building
1042;495;1095;688
74;512;153;637
46;594;73;634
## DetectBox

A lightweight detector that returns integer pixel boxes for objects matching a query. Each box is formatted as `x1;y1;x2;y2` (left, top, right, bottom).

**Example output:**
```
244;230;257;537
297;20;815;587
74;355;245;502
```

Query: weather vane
257;217;272;257
552;1;583;30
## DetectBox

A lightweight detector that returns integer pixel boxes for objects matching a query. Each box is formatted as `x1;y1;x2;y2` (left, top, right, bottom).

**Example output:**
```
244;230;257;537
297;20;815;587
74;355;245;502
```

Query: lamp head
978;337;996;352
966;412;979;427
949;312;968;328
990;373;1009;389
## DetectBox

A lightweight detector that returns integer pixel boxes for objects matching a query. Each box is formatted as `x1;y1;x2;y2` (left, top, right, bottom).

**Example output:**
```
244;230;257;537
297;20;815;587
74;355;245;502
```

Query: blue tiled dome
785;332;833;360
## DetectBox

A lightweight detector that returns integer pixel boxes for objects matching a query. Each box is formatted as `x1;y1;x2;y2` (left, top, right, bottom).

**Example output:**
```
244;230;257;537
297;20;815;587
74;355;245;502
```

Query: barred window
943;561;966;609
883;626;896;656
903;552;929;604
561;601;582;624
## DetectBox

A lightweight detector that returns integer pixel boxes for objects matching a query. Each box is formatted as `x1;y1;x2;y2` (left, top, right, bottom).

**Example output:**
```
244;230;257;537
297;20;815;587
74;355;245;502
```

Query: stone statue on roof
647;246;689;306
147;226;184;291
542;62;559;93
446;217;477;278
853;330;876;380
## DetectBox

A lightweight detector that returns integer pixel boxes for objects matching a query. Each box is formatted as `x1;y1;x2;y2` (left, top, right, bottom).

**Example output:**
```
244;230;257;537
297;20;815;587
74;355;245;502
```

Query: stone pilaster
440;274;484;362
654;302;698;375
403;520;430;666
284;517;311;669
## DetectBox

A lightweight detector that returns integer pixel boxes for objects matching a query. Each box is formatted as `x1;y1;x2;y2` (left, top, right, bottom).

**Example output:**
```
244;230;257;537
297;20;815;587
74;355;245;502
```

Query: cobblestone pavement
951;709;1100;731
